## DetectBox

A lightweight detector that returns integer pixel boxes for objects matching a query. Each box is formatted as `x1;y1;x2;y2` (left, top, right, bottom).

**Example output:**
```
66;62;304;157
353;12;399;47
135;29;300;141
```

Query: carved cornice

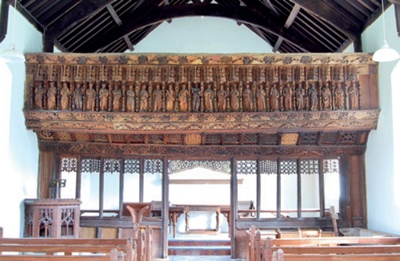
24;109;380;133
25;53;374;66
39;141;366;157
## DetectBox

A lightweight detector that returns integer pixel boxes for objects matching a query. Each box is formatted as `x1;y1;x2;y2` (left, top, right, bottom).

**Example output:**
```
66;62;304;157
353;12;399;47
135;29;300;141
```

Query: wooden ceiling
5;0;394;53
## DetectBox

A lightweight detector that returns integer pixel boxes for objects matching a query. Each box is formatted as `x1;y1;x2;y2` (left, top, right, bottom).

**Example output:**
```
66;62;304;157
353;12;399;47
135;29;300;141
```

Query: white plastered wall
0;3;42;237
363;5;400;235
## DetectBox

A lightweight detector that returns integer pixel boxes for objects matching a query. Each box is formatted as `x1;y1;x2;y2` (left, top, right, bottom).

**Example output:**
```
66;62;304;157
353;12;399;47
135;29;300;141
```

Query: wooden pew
0;238;136;261
247;225;400;261
262;236;400;261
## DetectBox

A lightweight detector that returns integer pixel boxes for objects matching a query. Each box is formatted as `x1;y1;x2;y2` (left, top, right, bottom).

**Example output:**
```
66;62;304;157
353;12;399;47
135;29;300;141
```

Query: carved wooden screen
25;54;374;114
25;53;378;160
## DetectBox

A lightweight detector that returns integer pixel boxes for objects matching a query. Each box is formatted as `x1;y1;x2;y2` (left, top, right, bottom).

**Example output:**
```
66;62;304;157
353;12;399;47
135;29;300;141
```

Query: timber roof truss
2;0;396;53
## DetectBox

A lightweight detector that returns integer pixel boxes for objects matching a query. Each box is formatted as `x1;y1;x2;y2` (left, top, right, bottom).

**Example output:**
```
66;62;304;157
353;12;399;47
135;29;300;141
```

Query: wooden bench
0;238;136;261
248;226;400;261
263;237;400;261
276;228;336;239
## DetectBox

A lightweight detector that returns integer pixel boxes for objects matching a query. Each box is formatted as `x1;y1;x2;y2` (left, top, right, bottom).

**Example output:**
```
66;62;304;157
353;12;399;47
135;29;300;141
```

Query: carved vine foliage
25;54;374;115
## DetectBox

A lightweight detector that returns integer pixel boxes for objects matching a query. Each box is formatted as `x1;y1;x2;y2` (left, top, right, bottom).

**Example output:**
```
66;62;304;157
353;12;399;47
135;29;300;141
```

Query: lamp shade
0;44;25;63
372;41;400;63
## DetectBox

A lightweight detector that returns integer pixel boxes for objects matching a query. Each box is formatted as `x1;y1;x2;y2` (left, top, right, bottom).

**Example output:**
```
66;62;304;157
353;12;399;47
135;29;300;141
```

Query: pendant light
0;0;25;63
372;0;400;62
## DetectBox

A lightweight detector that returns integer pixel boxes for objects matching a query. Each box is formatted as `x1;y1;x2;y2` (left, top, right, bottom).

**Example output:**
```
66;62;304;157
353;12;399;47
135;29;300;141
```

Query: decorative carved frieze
25;53;377;116
25;53;379;158
25;110;379;133
39;141;366;157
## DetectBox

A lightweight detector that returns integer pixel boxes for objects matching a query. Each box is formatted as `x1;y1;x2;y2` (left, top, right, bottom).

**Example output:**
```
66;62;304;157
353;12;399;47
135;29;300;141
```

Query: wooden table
172;204;231;235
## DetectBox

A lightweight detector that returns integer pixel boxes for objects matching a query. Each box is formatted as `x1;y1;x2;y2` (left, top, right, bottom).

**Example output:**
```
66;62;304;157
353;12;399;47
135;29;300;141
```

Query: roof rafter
106;4;134;51
46;0;116;39
79;3;325;53
290;0;362;39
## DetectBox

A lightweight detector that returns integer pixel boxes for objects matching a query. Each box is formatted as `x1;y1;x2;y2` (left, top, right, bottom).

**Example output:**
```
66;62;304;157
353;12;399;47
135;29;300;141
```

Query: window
59;156;163;217
237;157;341;219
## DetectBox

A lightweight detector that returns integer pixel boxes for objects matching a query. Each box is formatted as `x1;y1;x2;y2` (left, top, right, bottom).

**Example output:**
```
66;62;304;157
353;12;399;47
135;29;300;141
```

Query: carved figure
242;83;253;112
204;83;214;112
47;81;57;110
309;83;318;111
126;84;136;112
192;83;201;112
269;83;280;111
178;84;190;112
112;86;122;111
60;82;70;110
295;83;305;111
99;83;109;111
152;83;163;112
216;84;227;112
230;84;240;112
139;84;149;112
334;82;345;110
348;82;359;110
85;82;96;111
73;83;84;110
34;82;45;109
321;84;332;110
166;83;176;112
282;83;293;111
256;84;266;112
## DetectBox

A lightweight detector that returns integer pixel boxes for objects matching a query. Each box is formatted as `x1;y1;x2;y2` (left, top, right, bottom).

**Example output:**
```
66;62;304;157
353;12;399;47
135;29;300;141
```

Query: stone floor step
168;245;231;256
169;239;231;247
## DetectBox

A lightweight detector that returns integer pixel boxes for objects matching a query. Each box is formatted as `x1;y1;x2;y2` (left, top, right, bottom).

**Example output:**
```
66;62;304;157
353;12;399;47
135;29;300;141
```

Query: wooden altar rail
247;228;400;261
0;238;135;261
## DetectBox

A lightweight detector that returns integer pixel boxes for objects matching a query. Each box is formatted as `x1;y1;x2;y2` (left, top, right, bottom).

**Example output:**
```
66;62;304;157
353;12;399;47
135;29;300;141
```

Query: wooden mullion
119;157;124;218
139;157;144;202
76;155;82;199
319;158;326;218
277;158;281;219
99;157;104;218
230;157;238;259
161;157;169;258
256;158;261;219
297;159;301;218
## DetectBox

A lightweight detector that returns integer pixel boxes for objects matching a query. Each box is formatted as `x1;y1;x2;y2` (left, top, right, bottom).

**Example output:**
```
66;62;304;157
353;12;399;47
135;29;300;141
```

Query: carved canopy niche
23;53;379;157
